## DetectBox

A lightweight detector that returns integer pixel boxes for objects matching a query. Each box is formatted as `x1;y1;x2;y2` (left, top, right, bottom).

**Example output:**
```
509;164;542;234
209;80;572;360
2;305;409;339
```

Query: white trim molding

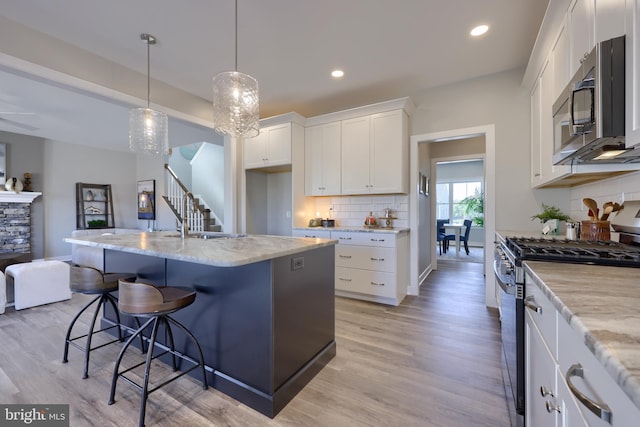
0;191;42;204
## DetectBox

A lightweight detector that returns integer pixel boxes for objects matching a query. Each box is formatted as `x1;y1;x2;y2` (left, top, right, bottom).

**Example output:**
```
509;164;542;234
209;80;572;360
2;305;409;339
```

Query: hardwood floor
0;260;509;426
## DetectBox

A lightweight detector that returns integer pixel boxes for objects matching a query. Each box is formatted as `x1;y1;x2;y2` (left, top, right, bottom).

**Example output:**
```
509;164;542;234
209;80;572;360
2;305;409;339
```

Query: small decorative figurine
5;177;23;193
22;173;32;191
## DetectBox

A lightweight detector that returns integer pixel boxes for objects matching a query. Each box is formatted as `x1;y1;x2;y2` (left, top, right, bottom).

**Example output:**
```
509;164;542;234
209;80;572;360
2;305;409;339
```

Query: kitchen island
64;231;337;418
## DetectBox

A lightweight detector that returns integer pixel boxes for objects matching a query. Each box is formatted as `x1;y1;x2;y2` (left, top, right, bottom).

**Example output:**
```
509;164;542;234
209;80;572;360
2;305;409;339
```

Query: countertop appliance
552;36;638;165
494;224;640;426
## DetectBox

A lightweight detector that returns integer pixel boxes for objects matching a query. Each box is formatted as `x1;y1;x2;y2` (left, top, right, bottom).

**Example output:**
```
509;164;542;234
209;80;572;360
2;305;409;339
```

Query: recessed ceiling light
470;25;489;37
331;69;344;78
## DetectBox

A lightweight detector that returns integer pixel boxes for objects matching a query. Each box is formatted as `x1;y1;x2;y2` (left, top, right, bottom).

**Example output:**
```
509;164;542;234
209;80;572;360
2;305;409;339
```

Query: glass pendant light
129;33;169;155
212;0;260;138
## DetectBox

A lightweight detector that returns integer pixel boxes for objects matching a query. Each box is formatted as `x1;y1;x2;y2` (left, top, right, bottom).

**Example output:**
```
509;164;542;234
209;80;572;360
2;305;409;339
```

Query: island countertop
523;261;640;410
65;231;337;267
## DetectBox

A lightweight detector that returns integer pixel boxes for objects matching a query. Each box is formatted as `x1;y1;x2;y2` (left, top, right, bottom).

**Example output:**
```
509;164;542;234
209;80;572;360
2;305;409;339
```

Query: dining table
443;223;464;255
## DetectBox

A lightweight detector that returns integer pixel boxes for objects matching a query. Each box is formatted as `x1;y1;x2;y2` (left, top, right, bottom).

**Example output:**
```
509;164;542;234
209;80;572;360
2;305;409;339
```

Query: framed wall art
137;179;156;220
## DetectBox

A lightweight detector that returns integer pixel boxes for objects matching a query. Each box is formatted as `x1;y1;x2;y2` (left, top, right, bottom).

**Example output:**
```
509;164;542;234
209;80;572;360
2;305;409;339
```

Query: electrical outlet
291;256;304;271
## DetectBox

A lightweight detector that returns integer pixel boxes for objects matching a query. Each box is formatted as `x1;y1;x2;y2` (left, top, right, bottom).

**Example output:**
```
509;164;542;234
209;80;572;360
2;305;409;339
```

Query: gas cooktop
504;236;640;268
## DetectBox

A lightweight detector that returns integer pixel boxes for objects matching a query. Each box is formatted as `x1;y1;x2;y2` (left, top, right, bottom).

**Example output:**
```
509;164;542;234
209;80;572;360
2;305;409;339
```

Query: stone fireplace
0;191;41;271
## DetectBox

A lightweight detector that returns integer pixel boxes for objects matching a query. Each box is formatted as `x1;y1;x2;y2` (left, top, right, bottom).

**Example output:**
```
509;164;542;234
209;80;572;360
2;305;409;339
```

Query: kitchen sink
165;232;247;239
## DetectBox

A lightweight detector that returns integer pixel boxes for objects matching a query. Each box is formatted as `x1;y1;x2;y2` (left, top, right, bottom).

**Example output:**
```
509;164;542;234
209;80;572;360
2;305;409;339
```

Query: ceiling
0;0;549;152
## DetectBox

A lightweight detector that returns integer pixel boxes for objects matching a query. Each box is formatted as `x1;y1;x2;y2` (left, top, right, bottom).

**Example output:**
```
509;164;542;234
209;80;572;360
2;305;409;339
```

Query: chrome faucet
181;192;193;239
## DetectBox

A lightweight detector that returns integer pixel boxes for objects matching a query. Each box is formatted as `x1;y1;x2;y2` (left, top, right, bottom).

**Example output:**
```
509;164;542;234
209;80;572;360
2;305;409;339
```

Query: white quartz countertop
523;261;640;410
293;226;409;234
65;231;337;267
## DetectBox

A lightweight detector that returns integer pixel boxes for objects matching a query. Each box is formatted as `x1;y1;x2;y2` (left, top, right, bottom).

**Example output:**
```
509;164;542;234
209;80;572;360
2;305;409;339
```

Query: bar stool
62;265;137;379
108;279;207;427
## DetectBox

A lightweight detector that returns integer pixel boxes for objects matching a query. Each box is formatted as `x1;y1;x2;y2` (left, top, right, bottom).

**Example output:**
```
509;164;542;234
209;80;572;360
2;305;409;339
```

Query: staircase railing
163;163;210;232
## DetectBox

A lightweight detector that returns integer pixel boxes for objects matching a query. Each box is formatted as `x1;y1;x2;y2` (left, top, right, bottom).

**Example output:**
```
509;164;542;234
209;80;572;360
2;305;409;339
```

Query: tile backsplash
569;171;640;221
313;194;409;228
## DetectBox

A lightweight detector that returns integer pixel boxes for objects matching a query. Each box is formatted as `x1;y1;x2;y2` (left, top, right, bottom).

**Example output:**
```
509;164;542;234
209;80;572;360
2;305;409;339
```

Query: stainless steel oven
494;242;524;427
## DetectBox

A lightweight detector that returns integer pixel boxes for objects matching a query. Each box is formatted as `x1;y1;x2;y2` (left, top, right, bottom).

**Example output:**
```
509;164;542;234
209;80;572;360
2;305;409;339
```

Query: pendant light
129;33;169;155
212;0;260;138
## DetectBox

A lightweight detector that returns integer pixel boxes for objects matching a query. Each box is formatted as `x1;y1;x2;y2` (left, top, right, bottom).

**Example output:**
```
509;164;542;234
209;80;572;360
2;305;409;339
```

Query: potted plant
460;191;484;227
531;203;572;234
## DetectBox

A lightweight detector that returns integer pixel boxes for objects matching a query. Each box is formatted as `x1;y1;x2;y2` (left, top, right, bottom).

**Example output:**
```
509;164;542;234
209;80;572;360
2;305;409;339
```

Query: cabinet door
541;55;570;182
265;123;291;166
526;313;559;427
305;122;341;196
531;76;543;186
627;0;640;148
552;23;570;101
594;0;625;42
370;110;407;194
341;115;371;194
244;132;267;169
556;367;589;427
569;0;595;76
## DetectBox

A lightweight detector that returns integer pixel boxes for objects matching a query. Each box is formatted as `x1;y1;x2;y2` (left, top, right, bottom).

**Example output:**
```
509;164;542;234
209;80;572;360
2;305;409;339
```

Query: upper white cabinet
244;122;292;169
341;109;408;195
627;0;640;147
305;122;342;196
569;0;595;76
526;0;640;187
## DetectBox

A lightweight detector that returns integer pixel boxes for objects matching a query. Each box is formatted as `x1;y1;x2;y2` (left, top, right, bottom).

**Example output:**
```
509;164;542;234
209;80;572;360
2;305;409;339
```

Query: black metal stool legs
108;314;208;427
63;293;123;379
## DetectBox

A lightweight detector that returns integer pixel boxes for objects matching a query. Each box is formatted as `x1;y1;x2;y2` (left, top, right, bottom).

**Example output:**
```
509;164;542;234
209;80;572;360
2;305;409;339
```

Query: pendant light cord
146;38;151;108
235;0;238;71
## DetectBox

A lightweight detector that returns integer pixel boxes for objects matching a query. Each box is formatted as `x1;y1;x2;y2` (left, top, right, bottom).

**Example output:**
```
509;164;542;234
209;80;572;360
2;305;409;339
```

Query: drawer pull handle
524;295;542;314
304;235;315;238
370;238;385;242
540;386;554;397
566;363;612;423
339;255;352;259
370;281;385;286
339;237;352;240
338;278;352;282
370;257;385;261
545;401;561;414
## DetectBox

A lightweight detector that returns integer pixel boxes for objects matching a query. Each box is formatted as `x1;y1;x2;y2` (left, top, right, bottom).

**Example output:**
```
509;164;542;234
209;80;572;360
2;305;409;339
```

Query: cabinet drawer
331;231;395;247
291;229;332;239
335;267;395;298
335;245;396;272
525;279;557;357
557;316;640;426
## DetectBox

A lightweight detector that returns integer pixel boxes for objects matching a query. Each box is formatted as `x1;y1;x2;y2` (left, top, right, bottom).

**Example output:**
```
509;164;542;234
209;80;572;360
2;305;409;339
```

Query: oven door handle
493;260;515;295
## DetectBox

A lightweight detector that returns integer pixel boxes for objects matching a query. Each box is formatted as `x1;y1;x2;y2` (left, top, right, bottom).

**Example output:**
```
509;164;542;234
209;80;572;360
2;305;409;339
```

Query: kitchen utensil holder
580;220;611;241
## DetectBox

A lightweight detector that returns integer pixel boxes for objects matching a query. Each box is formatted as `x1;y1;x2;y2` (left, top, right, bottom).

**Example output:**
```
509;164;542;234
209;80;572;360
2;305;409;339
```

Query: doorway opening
409;124;496;308
435;158;484;264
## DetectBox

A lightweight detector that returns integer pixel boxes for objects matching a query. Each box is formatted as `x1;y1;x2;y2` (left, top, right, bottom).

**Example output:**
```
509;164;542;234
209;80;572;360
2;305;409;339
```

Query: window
436;180;482;224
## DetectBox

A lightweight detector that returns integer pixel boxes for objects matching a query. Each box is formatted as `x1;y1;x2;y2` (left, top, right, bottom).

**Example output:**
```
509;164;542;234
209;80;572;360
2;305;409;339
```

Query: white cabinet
295;229;408;306
568;0;595;76
557;315;639;427
627;0;640;147
333;230;408;306
304;122;341;196
531;76;543;187
244;122;292;169
341;109;408;195
291;229;332;239
526;314;560;427
525;271;640;426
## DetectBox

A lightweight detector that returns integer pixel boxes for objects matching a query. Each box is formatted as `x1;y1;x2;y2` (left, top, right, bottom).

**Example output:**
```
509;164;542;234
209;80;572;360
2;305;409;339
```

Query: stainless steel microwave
552;36;626;165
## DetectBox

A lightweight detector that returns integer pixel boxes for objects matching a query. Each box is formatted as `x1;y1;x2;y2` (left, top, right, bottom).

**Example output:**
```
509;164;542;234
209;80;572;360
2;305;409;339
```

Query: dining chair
436;219;449;255
444;219;473;255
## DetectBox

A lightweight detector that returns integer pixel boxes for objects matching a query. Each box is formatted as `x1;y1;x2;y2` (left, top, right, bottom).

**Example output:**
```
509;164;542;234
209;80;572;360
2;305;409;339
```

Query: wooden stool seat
63;265;137;379
108;280;207;427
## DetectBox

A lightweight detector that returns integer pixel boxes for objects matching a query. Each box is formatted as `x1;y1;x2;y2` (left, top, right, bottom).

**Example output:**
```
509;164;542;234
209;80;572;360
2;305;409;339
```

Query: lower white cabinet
525;272;640;426
292;229;409;305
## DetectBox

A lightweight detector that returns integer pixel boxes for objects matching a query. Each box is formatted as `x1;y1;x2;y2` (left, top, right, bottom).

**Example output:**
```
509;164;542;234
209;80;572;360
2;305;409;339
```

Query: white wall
411;68;568;234
191;142;225;223
44;140;138;258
